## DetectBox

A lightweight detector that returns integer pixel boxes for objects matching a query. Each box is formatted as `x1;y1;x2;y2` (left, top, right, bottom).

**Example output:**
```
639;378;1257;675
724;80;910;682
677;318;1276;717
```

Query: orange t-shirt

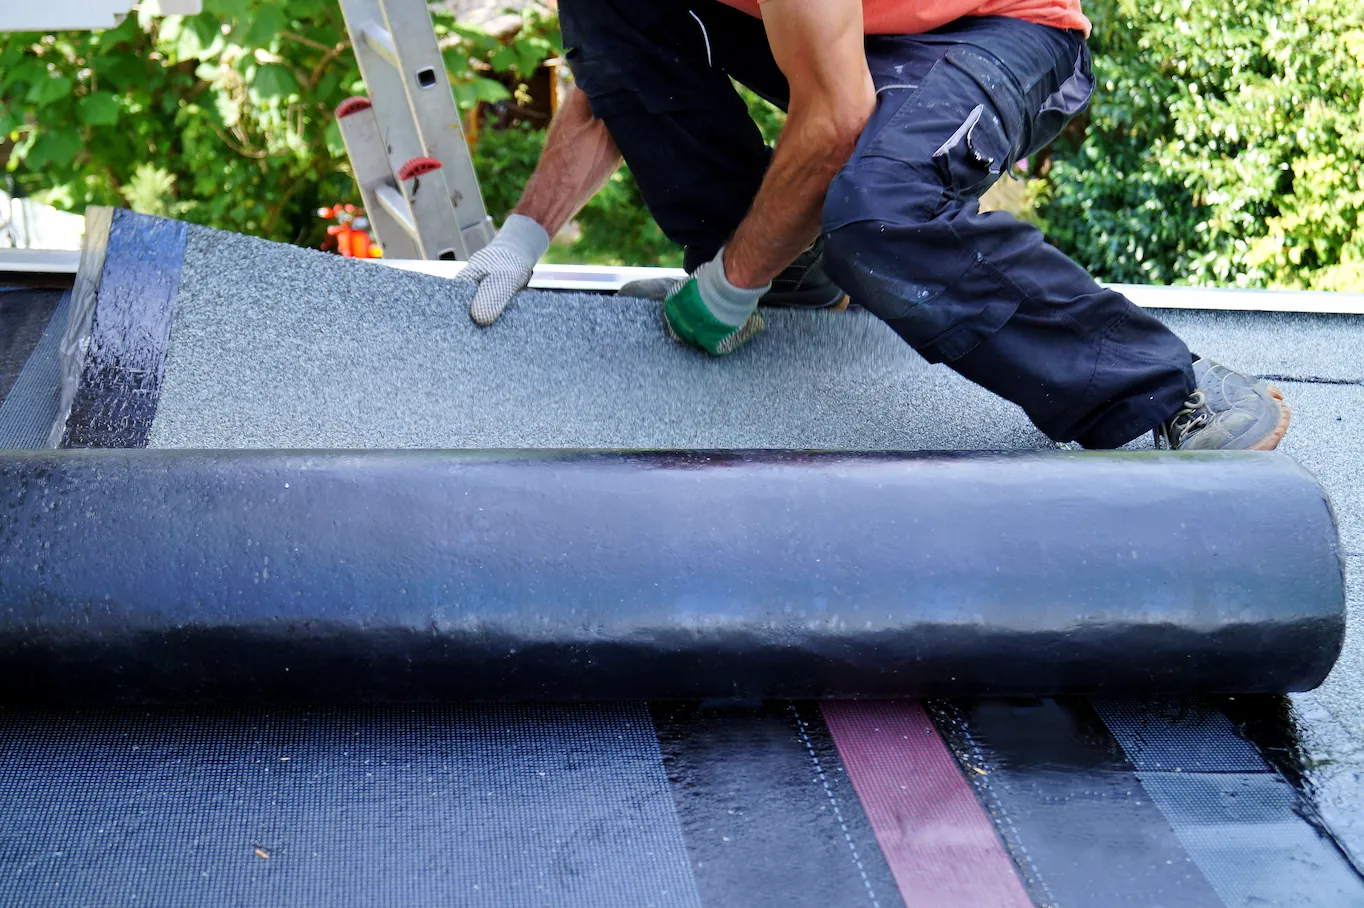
717;0;1090;37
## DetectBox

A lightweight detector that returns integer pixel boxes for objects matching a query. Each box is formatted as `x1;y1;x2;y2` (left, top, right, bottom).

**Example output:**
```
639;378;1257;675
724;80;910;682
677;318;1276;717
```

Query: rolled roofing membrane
0;447;1345;702
6;207;1345;700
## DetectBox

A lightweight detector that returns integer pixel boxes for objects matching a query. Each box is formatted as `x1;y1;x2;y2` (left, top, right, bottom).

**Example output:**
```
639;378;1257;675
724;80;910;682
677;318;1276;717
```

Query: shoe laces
1157;389;1213;449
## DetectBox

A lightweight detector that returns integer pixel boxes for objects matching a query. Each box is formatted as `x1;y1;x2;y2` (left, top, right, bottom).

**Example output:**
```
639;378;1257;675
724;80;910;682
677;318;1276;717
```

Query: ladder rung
339;0;493;260
397;157;442;181
361;23;399;70
335;96;373;118
374;185;419;241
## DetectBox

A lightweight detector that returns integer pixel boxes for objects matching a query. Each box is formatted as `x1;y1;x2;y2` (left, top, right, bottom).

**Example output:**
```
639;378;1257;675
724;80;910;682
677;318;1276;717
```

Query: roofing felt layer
2;209;1363;905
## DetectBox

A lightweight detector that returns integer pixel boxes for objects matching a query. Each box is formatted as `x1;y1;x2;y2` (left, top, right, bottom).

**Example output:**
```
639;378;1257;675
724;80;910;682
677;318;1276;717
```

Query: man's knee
821;165;947;321
821;163;1021;364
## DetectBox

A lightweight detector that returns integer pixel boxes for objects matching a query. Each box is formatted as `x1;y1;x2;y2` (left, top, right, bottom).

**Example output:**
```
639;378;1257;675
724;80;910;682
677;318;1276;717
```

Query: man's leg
562;0;844;307
558;0;779;270
822;18;1197;448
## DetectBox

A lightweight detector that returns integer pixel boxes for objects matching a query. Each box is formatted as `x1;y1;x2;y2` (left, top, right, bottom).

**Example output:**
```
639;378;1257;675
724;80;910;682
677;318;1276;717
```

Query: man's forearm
512;87;622;236
723;101;871;289
720;0;874;290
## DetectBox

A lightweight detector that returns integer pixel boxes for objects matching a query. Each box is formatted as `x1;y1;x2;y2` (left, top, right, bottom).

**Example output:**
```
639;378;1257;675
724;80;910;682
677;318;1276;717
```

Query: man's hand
662;248;770;355
459;214;549;326
463;88;621;326
655;0;873;352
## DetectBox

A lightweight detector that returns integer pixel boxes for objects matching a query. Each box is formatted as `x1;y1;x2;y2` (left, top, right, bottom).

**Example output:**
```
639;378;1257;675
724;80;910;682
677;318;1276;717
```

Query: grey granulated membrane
147;226;1054;451
1157;309;1364;385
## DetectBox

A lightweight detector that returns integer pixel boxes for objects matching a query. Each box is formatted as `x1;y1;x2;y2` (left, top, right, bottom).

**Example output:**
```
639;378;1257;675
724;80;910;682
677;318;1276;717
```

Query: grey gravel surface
145;223;1364;860
1299;558;1364;861
1270;380;1364;864
148;227;1053;451
1158;309;1364;384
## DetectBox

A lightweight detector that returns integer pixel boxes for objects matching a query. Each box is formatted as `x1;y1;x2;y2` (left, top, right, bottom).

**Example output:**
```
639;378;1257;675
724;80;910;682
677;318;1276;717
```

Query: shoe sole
1249;385;1292;451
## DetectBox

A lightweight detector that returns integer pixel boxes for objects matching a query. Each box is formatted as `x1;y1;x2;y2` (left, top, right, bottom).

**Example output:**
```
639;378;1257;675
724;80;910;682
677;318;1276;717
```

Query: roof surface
144;222;1364;866
1;210;1362;904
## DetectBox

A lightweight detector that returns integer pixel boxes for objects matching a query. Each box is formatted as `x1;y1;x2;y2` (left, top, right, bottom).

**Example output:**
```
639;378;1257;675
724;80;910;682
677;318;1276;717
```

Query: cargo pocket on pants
1021;48;1095;160
919;102;1023;362
932;102;1012;201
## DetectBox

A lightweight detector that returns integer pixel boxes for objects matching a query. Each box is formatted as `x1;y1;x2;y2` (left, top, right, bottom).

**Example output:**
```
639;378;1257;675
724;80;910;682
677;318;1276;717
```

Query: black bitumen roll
0;448;1345;703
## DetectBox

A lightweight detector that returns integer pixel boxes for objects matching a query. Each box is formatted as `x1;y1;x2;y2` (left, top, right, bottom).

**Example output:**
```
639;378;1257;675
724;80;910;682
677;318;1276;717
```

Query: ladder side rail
335;100;423;260
338;0;468;260
378;0;495;252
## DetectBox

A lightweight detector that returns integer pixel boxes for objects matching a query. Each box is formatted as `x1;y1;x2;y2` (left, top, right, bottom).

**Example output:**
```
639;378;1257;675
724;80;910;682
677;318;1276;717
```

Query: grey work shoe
1156;357;1292;450
618;239;847;309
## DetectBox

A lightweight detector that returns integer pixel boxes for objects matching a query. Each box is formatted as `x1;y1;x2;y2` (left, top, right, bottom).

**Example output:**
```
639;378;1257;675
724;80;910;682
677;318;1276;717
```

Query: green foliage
6;1;1359;284
120;162;193;217
1039;0;1364;289
0;1;559;246
739;82;785;145
474;122;677;266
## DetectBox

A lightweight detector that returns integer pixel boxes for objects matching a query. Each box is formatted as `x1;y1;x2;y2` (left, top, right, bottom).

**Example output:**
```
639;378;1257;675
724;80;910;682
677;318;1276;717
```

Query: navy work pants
559;0;1195;447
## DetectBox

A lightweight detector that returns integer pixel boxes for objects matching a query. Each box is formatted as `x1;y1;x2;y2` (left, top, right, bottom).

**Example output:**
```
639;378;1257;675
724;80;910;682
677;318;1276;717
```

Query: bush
1039;0;1364;289
0;0;559;248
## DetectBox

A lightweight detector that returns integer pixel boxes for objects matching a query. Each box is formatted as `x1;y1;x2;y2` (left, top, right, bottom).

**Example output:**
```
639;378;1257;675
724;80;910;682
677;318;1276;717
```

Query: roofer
456;0;1291;451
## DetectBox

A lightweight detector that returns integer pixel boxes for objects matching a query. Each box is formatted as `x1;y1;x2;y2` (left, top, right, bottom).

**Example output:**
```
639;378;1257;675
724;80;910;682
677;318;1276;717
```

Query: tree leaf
2;58;47;93
78;91;121;126
441;47;472;80
489;45;517;73
205;0;250;17
324;118;346;158
251;63;298;100
25;74;73;107
25;128;83;169
472;77;510;103
190;14;222;49
241;5;287;50
315;69;342;101
170;13;224;61
93;55;150;92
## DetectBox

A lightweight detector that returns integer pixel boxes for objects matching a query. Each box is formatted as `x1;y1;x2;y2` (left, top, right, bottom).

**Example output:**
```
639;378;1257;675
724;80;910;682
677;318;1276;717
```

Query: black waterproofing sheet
0;448;1344;702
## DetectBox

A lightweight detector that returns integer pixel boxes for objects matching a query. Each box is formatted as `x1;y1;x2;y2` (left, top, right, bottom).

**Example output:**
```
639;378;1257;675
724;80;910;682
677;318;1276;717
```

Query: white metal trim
0;1;202;32
0;249;82;274
1110;283;1364;315
3;250;1361;315
379;260;1364;315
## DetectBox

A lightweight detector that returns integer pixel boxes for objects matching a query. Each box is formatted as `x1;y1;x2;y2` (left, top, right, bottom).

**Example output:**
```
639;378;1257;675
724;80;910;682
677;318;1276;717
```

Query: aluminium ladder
335;0;496;260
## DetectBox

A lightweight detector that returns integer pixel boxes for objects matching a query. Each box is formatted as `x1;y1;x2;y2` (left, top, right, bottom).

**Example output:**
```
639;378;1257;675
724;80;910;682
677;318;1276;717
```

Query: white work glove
459;214;550;326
